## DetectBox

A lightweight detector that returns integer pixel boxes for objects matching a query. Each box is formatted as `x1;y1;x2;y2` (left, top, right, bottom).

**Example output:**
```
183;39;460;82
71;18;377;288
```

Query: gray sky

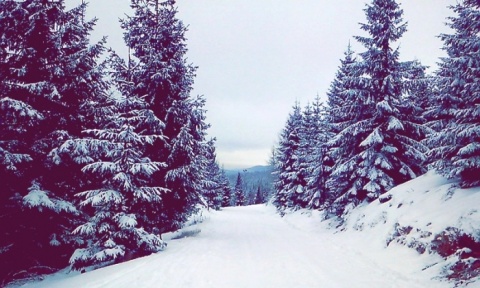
73;0;455;169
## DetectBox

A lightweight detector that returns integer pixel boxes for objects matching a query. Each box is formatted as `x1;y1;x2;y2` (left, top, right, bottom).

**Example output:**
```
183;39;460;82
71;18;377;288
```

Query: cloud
216;148;272;170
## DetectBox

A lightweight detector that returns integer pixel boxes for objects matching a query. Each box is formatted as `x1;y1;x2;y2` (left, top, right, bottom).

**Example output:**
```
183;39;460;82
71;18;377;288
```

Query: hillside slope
331;170;480;285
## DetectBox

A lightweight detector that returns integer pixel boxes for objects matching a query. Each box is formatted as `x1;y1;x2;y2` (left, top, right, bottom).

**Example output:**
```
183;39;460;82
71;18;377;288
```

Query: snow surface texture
19;186;479;288
339;170;480;285
343;170;479;240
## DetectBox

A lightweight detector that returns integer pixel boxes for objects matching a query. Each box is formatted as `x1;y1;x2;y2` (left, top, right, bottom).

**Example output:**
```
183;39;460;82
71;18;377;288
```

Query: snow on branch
72;222;96;236
376;100;393;114
387;116;404;131
134;228;166;251
135;187;169;202
360;128;383;147
374;154;393;170
81;161;118;175
93;246;125;262
114;213;138;229
77;189;123;207
363;180;380;193
69;248;92;265
129;162;163;176
23;188;55;211
0;97;44;121
458;142;480;157
0;146;32;171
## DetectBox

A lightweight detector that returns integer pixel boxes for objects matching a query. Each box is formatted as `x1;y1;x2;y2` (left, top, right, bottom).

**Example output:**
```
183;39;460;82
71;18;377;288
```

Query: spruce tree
201;139;225;210
321;45;359;212
220;168;233;207
66;86;167;270
327;0;429;215
404;60;432;122
425;0;480;187
326;43;357;131
0;0;108;281
304;97;333;209
295;103;314;209
163;95;209;228
234;173;246;206
120;0;207;233
272;103;304;212
254;186;264;204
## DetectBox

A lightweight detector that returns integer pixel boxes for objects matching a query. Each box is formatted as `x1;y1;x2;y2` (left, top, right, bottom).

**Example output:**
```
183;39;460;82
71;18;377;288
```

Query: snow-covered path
25;205;445;288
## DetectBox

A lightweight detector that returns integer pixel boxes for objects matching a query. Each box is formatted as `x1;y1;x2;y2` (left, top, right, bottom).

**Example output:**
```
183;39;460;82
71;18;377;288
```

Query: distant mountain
225;165;273;175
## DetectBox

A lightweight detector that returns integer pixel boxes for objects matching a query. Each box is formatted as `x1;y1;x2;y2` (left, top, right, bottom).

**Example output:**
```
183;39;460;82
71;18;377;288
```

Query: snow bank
10;174;480;287
336;170;480;286
14;204;451;288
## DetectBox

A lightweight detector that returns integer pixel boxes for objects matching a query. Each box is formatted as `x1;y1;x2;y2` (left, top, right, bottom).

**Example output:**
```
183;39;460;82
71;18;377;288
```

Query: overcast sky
73;0;455;169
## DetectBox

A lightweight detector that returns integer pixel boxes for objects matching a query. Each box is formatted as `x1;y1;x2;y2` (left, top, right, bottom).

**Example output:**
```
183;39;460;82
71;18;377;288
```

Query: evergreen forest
271;0;480;217
1;0;479;285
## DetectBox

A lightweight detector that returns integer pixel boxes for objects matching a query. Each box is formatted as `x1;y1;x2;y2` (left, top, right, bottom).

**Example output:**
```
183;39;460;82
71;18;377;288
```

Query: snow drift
334;170;480;285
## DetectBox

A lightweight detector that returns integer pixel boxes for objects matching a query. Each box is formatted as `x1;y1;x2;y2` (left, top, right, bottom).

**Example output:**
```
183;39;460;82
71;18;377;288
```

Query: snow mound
341;170;480;285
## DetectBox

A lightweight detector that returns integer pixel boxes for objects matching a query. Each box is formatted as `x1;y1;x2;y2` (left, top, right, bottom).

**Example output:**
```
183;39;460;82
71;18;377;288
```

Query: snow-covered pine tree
272;103;305;213
425;0;480;187
234;173;246;206
304;97;333;210
120;0;196;140
0;1;108;282
0;0;60;206
293;103;315;210
320;45;359;212
254;186;264;205
325;43;357;133
45;2;109;196
162;95;210;229
120;0;207;233
66;90;168;270
404;60;432;124
327;0;429;215
201;139;224;210
220;168;233;207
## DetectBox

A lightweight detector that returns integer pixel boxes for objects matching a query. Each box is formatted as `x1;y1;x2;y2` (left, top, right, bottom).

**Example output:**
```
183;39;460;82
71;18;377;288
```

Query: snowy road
26;205;446;288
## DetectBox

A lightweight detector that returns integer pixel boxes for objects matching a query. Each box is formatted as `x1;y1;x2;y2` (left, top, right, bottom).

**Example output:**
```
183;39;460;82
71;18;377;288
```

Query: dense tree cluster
1;0;478;284
222;167;272;206
0;0;226;284
272;0;480;216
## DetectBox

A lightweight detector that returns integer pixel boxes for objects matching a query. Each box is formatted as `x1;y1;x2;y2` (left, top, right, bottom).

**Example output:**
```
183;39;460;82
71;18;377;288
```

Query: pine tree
425;0;480;187
319;45;359;212
120;0;207;233
234;173;246;206
404;60;432;122
162;95;210;228
326;43;358;131
294;103;314;209
304;97;333;209
326;0;429;215
254;186;264;204
272;103;304;212
220;168;233;207
201;139;225;210
0;0;108;281
66;91;167;270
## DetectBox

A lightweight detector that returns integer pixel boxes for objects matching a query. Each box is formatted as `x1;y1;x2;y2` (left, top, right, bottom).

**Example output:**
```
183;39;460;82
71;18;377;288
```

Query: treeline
272;0;480;216
224;168;273;206
0;0;228;284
